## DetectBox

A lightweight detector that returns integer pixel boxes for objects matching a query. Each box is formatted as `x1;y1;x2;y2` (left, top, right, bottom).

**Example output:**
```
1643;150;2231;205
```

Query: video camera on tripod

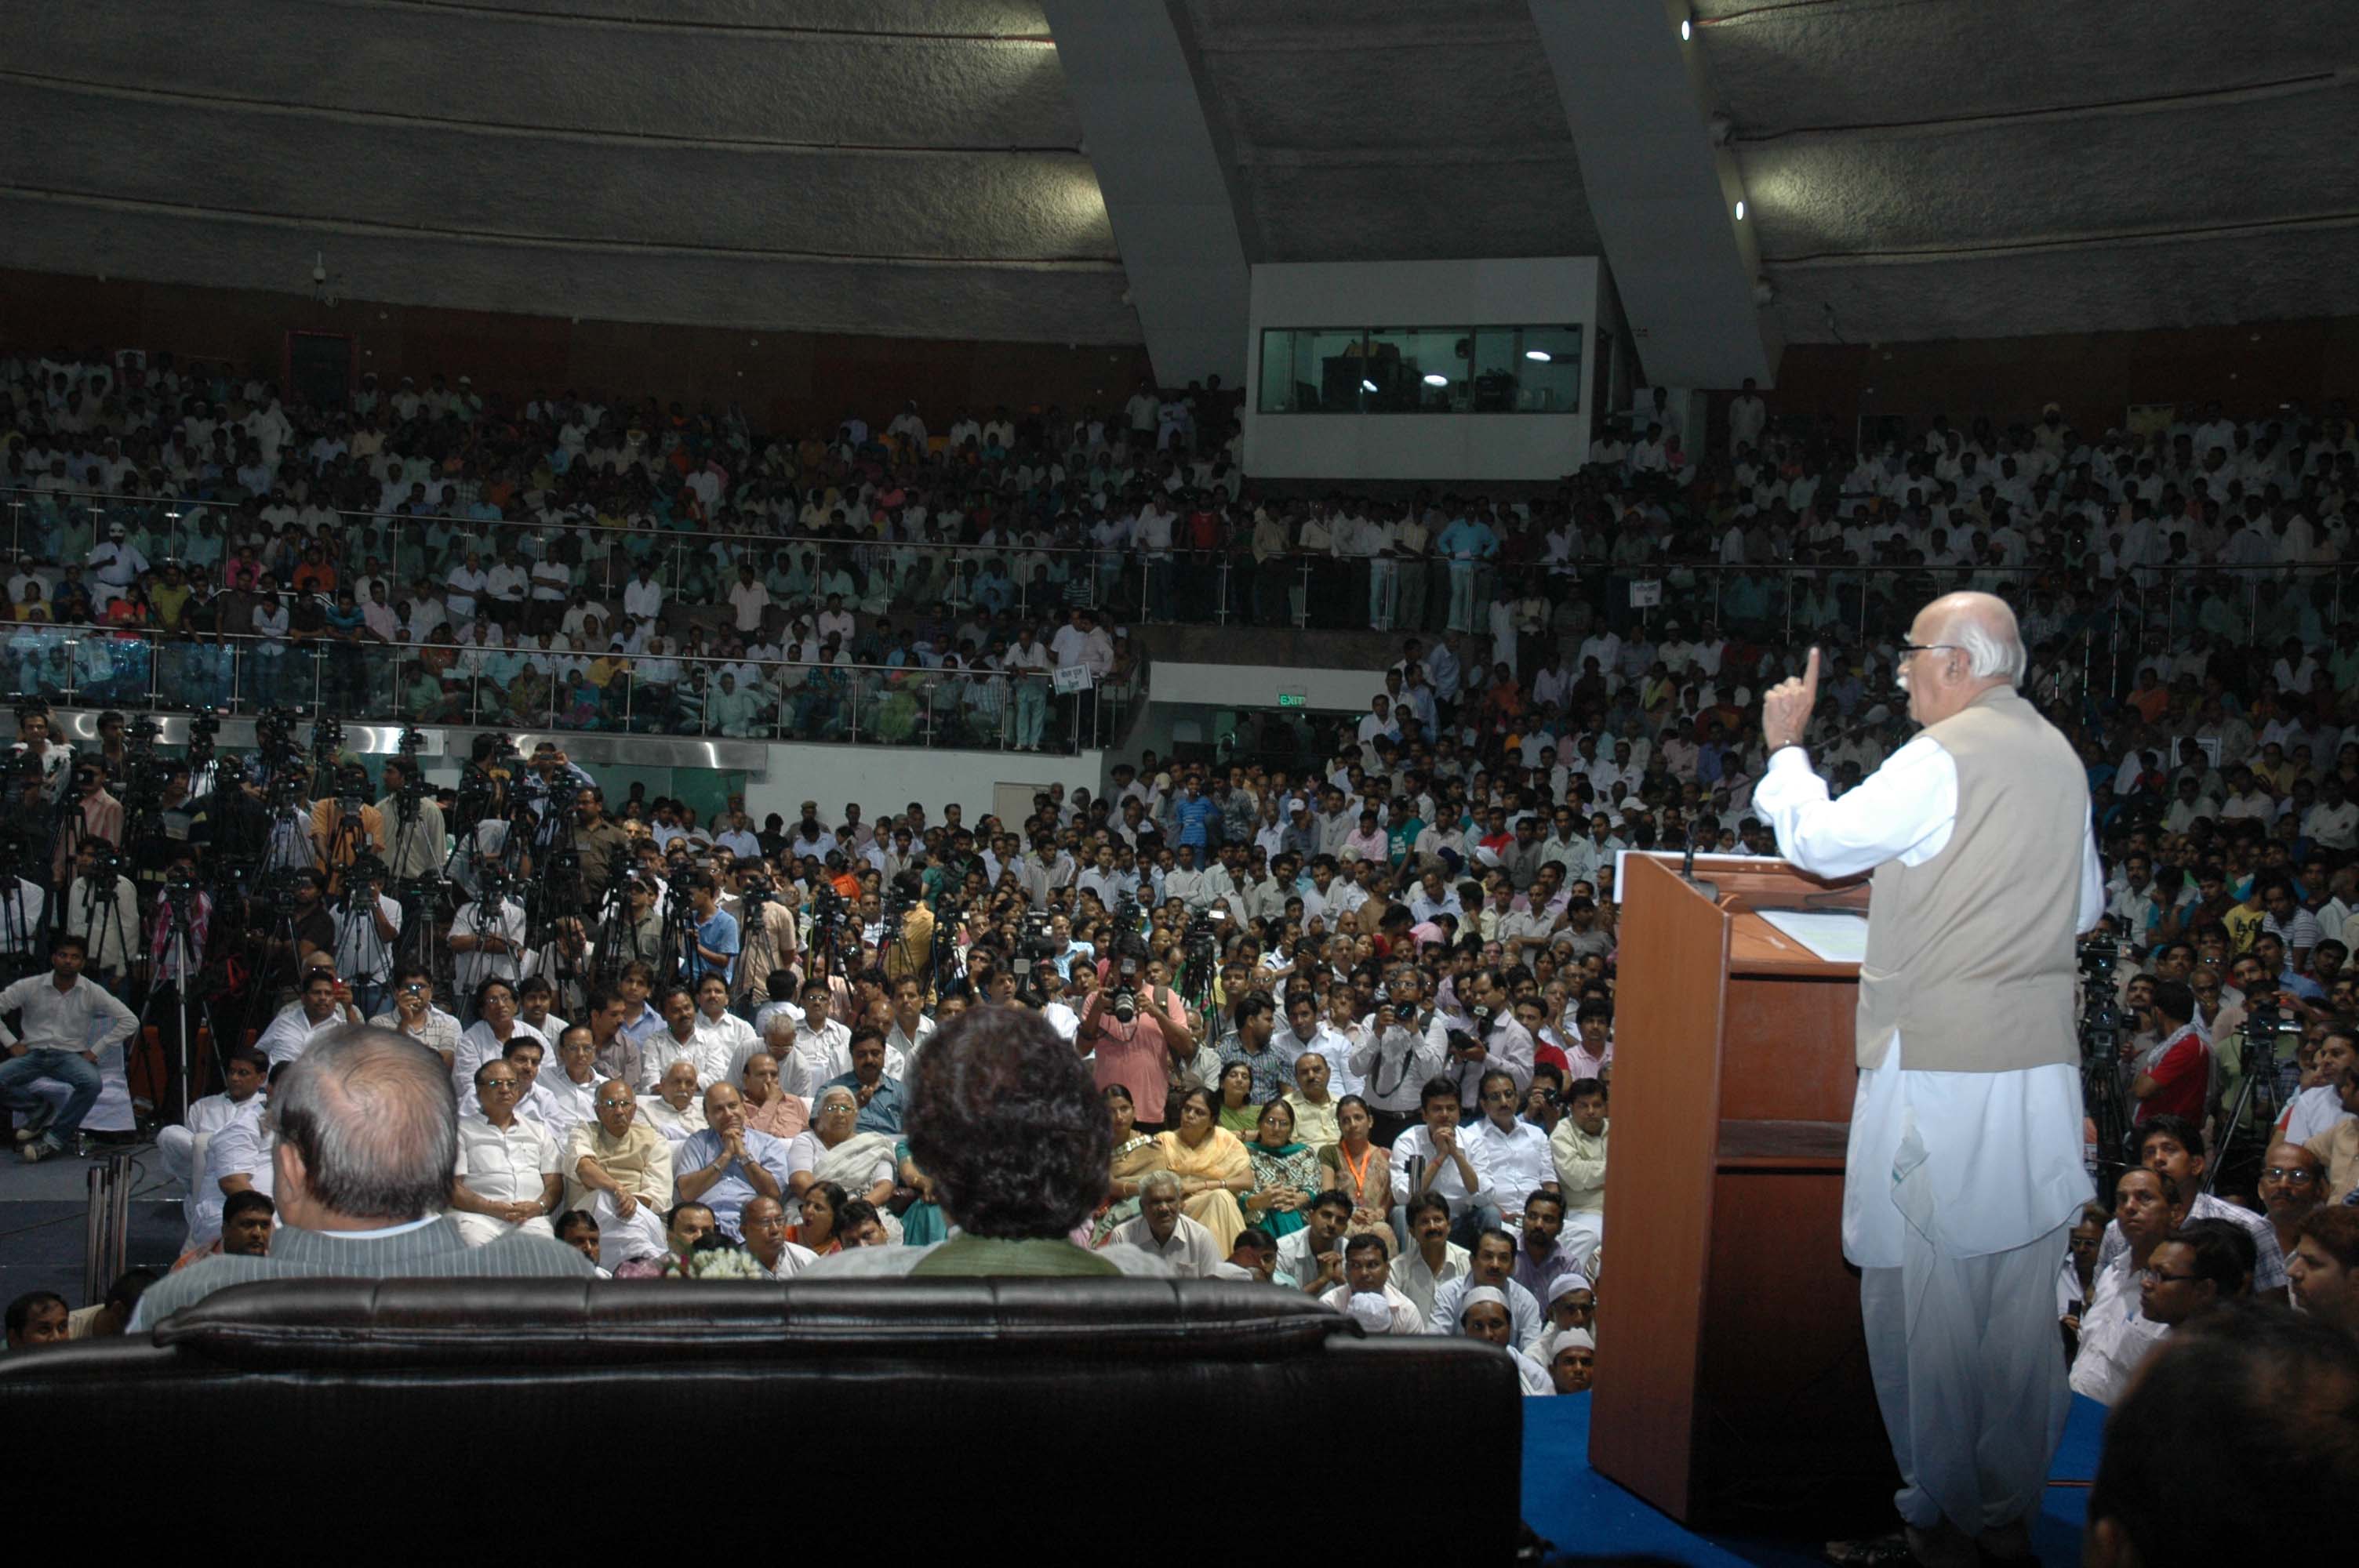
2076;934;2135;1184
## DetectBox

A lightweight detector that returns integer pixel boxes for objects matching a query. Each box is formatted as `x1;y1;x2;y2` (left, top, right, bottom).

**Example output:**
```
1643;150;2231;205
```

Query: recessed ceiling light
1360;379;1379;393
1681;17;1692;42
1734;199;1747;221
1525;350;1552;363
1423;372;1448;387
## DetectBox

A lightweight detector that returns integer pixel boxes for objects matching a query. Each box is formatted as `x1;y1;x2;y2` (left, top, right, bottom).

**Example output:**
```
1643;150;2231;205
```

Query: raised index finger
1803;646;1821;690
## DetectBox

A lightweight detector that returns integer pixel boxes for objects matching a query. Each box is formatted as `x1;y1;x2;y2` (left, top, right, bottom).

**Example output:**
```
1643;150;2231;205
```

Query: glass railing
5;485;2351;650
0;626;1145;754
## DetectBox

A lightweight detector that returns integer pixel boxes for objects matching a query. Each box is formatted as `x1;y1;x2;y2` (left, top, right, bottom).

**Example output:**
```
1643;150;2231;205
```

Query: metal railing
6;485;2350;657
1;625;1145;755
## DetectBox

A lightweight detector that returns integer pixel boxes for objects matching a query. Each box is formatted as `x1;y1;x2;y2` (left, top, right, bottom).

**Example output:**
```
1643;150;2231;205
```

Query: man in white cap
1543;1326;1595;1394
1456;1284;1551;1394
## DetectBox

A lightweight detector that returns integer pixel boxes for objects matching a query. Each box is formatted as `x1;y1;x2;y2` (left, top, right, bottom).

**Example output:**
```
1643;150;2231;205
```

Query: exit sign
1277;691;1307;708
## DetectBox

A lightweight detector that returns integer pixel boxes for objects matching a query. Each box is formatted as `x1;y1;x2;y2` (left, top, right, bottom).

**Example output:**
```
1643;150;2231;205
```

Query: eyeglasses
2139;1268;2201;1286
1896;642;1964;659
2262;1166;2319;1182
482;1080;519;1091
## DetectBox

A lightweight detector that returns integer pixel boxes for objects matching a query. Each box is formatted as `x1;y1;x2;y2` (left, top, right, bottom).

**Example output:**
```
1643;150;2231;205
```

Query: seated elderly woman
785;1085;898;1214
1151;1086;1252;1255
1241;1099;1320;1240
799;1002;1175;1277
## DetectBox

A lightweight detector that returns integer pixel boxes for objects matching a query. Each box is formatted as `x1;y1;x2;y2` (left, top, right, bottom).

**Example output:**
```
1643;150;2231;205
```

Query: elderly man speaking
1752;593;2099;1568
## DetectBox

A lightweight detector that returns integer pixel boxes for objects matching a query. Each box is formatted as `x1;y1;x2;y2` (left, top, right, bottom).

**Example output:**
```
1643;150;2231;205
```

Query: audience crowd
2;347;2357;1416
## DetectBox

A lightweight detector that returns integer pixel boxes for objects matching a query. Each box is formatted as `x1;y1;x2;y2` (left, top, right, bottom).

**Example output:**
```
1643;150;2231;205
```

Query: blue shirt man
689;893;740;985
1172;787;1220;851
820;1070;907;1134
674;1114;793;1234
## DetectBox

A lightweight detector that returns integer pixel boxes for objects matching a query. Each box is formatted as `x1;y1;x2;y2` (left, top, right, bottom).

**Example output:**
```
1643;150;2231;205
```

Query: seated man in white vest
563;1077;672;1263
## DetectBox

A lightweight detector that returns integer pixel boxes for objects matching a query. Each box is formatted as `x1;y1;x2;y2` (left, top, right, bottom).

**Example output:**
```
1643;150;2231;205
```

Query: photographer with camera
368;964;463;1073
878;870;934;1000
449;856;527;1010
1079;913;1194;1134
374;756;447;883
51;758;125;887
329;856;403;1018
725;862;796;1014
308;762;386;882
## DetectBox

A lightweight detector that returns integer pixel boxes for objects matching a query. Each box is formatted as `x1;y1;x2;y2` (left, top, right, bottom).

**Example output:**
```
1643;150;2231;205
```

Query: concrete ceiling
0;0;1138;343
2;0;2350;374
1698;0;2359;344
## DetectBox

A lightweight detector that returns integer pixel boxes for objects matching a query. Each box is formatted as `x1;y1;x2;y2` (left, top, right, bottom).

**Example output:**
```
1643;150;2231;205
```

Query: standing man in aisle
1752;593;2100;1568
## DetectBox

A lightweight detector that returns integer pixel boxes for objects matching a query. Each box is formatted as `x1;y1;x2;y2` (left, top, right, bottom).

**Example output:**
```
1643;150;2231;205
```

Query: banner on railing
1052;665;1096;695
1629;579;1662;608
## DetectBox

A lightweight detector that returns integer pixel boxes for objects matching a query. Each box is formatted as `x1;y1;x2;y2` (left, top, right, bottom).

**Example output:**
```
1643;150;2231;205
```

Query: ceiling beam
1526;0;1778;389
1041;0;1250;388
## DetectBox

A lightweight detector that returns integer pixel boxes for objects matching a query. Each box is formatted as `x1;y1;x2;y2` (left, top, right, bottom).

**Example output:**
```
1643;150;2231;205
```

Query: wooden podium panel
1587;855;1896;1528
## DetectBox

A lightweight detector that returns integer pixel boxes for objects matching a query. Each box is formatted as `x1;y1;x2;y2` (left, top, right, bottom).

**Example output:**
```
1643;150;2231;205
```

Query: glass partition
1257;325;1582;414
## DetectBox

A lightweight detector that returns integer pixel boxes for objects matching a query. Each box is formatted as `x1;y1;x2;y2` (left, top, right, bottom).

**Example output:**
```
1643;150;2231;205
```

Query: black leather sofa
5;1276;1525;1555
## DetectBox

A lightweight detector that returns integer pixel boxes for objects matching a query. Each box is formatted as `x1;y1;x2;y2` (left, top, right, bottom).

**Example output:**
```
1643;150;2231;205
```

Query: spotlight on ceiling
1525;349;1552;363
1360;379;1379;393
1422;372;1448;387
1680;13;1692;42
1734;198;1747;221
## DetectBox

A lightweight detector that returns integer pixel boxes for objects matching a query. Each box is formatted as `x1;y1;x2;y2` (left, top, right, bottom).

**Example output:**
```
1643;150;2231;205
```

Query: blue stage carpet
1521;1393;2108;1566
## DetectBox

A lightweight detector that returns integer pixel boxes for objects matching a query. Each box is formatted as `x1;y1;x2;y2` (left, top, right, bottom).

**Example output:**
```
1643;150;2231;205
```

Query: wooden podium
1587;854;1898;1528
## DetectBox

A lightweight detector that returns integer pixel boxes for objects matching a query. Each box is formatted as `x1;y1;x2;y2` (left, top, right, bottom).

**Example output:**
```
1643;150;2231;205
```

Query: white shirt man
1110;1205;1221;1279
329;889;404;988
451;1105;562;1247
1465;1107;1556;1231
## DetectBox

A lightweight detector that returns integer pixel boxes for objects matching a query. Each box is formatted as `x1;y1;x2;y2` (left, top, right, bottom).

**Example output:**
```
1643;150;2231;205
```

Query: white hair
1952;611;2026;685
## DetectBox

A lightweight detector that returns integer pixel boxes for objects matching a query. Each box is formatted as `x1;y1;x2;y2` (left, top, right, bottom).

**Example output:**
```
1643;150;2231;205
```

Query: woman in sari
787;1087;899;1215
1317;1094;1395;1252
1215;1060;1260;1136
787;1179;849;1255
1241;1099;1320;1240
1090;1083;1165;1248
1150;1086;1251;1254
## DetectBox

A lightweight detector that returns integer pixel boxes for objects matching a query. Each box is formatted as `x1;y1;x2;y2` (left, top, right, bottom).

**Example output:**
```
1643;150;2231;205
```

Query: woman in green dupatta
1241;1098;1319;1239
896;1139;947;1246
1215;1060;1261;1137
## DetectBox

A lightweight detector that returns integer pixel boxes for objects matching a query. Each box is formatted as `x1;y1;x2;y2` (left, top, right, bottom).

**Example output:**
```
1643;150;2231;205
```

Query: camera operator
725;862;797;1014
450;856;528;1004
308;763;386;880
685;875;739;987
0;855;47;975
60;837;140;992
186;760;271;870
374;757;448;883
878;870;936;997
52;759;125;886
605;873;669;971
521;915;597;1023
567;786;630;892
329;858;404;1018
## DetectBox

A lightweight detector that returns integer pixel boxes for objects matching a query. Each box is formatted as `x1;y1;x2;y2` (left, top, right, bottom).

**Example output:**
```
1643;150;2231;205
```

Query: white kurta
1754;730;2103;1536
1753;740;2102;1267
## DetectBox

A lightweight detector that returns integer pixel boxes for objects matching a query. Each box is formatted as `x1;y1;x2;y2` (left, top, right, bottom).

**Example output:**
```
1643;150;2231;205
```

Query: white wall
1149;662;1387;713
1244;257;1599;481
740;744;1106;826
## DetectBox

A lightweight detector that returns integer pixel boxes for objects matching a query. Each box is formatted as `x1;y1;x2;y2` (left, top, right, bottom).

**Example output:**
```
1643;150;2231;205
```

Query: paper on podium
1757;909;1869;964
